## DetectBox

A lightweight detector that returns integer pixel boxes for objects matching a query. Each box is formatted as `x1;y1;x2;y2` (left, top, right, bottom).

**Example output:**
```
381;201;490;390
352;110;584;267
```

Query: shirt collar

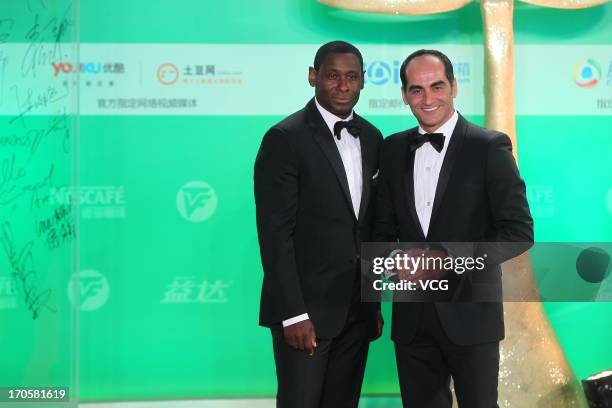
418;110;459;144
314;97;354;137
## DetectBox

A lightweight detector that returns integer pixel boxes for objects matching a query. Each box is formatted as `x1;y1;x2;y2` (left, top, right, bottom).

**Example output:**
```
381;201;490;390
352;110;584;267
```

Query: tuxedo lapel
403;130;426;241
357;116;374;223
429;114;467;235
307;100;356;220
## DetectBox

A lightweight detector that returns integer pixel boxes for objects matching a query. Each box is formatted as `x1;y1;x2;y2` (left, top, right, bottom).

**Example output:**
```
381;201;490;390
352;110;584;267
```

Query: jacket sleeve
254;126;307;320
480;132;534;263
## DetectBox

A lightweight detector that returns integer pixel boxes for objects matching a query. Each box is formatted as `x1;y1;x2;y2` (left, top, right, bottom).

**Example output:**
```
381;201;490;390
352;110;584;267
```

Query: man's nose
338;77;348;91
423;90;433;105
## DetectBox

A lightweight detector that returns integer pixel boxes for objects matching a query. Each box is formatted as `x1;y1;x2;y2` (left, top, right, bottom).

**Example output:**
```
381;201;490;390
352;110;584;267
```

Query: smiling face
402;54;457;132
309;52;364;119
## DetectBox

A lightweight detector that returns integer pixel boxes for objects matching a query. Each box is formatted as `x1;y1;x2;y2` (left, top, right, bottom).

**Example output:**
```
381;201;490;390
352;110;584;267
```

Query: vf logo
177;181;218;222
67;270;110;311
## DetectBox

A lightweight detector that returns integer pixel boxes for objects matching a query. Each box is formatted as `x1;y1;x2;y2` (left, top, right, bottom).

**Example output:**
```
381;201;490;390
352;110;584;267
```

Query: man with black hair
373;49;533;407
254;41;384;407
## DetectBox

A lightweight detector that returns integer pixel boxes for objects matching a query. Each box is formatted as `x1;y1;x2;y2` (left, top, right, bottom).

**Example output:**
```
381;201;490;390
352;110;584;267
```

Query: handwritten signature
0;18;14;44
29;110;71;158
9;84;68;126
35;203;76;250
22;3;74;80
0;222;55;319
0;158;54;208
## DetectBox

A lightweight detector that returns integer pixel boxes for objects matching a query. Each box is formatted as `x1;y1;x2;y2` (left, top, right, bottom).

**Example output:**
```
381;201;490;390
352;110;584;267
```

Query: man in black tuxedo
373;49;533;407
254;41;384;408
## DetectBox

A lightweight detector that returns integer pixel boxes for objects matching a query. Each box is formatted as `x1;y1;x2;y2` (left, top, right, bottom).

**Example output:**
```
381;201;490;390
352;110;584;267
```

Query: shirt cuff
282;313;309;327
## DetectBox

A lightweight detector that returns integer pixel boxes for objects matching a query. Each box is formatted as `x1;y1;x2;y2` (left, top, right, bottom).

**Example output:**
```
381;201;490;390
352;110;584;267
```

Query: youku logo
176;181;218;222
52;62;125;77
573;59;601;88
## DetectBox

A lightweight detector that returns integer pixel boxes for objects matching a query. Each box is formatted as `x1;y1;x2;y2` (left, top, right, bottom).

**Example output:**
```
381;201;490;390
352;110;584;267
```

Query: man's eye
328;73;338;79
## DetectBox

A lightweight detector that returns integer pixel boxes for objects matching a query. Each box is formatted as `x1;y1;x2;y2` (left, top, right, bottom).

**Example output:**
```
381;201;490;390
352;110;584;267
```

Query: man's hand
396;248;425;282
423;248;449;281
284;319;317;356
397;248;448;283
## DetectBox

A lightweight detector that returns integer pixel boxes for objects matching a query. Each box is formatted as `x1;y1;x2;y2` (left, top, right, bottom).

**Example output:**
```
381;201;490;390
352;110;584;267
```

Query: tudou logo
177;180;218;222
157;63;180;85
52;62;104;77
573;59;601;88
67;270;110;311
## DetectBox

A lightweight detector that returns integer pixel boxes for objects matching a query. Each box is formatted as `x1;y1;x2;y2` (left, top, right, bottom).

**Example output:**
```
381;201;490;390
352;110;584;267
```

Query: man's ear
308;67;317;87
401;87;409;105
452;79;458;98
361;70;365;90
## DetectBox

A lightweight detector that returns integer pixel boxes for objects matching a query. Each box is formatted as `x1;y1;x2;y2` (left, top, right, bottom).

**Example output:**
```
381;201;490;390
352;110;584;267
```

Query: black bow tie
409;132;445;153
333;119;361;140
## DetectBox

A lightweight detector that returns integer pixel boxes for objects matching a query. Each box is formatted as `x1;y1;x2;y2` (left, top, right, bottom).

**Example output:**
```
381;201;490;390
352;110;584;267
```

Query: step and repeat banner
3;43;611;117
1;0;611;403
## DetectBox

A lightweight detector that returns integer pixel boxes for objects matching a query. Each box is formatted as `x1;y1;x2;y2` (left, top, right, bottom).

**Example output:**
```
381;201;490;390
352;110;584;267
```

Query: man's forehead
407;56;444;71
406;58;447;83
319;53;361;69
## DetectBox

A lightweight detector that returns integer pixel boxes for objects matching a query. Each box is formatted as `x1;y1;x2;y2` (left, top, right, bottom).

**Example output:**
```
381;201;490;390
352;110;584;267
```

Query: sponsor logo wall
2;44;610;116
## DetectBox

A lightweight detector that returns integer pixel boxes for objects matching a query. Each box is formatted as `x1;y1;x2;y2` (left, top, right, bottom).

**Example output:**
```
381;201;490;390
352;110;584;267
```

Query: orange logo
157;63;179;85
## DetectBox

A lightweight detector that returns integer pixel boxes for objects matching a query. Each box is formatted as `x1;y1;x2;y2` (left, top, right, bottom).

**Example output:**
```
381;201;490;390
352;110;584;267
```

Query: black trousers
395;303;500;408
271;283;370;408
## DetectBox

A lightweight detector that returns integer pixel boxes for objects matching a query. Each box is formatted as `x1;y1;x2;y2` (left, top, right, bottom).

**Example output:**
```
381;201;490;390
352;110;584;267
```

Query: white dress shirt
413;110;458;237
315;98;363;218
282;98;363;328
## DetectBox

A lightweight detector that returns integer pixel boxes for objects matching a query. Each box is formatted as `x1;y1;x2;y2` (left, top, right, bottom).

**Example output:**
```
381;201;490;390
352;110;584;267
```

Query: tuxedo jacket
373;114;533;346
254;98;383;339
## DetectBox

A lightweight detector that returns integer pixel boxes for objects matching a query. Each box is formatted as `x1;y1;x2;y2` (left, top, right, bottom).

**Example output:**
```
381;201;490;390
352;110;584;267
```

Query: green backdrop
1;0;611;403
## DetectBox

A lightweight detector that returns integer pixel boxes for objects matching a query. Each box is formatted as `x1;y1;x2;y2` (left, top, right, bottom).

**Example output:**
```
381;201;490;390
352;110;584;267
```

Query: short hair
399;49;455;91
313;41;364;71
